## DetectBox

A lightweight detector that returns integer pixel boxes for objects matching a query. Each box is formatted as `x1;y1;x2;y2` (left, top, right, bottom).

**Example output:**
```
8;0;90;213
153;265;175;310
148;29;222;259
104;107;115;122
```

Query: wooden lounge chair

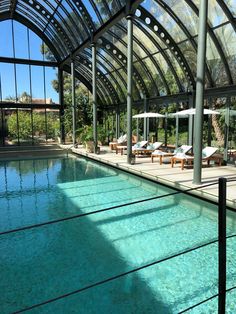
132;141;162;156
171;146;222;170
151;145;192;164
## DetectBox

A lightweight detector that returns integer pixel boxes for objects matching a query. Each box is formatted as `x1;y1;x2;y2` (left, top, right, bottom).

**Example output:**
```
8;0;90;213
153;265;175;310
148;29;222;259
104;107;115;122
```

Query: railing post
218;177;227;314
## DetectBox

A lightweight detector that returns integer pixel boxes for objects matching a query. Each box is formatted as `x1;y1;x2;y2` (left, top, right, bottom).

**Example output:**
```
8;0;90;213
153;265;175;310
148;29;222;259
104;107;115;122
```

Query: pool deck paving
70;145;236;209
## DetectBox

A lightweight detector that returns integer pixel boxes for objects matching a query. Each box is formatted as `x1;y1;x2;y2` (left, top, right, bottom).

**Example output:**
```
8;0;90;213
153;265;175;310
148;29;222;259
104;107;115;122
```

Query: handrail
3;176;236;313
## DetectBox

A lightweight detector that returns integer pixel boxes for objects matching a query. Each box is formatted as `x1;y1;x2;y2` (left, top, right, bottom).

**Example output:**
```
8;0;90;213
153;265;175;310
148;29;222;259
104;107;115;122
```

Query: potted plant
77;126;94;152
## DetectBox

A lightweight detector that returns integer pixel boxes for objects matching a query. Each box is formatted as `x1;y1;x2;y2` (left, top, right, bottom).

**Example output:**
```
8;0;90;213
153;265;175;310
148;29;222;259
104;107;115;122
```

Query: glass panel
105;72;126;102
142;57;167;96
90;0;110;23
134;24;157;55
32;110;47;143
16;64;31;100
45;67;59;104
17;109;33;144
134;19;167;50
162;0;199;36
208;0;228;27
13;21;29;59
165;49;189;91
141;0;187;42
214;23;236;84
224;0;236;17
0;63;16;101
134;61;158;96
0;20;13;58
152;54;179;94
178;40;197;79
31;66;45;100
205;34;228;86
29;30;44;61
83;0;101;27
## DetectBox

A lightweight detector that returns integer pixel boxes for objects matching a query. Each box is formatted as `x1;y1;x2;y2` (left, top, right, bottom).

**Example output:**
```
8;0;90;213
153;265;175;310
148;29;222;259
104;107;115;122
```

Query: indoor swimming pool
0;156;236;313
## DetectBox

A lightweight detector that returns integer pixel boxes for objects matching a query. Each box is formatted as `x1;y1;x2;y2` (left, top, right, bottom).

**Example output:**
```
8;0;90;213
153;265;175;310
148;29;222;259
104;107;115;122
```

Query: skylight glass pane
165;49;189;91
208;0;228;27
141;0;187;42
224;0;236;17
205;34;228;86
163;0;199;36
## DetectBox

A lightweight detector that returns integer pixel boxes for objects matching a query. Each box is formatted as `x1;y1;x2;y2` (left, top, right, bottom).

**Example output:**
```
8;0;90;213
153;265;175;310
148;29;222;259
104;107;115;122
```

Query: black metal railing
1;178;236;313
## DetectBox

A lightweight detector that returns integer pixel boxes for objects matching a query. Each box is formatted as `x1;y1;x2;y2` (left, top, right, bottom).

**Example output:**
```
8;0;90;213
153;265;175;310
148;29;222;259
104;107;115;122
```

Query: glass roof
0;0;236;106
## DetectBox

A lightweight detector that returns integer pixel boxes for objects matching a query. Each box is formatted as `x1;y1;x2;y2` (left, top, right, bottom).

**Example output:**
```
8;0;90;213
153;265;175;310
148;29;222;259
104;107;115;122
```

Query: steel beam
0;56;58;67
71;60;76;146
127;14;134;164
58;67;65;144
59;0;144;67
92;43;98;153
193;0;208;185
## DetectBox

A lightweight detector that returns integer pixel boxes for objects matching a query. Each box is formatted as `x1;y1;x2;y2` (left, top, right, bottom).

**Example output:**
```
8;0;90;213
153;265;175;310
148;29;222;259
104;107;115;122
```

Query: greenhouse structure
0;1;236;313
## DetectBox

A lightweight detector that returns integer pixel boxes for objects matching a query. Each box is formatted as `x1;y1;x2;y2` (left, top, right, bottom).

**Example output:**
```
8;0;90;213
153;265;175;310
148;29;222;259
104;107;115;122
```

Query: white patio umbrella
133;112;165;118
132;112;165;141
171;108;220;117
168;108;220;147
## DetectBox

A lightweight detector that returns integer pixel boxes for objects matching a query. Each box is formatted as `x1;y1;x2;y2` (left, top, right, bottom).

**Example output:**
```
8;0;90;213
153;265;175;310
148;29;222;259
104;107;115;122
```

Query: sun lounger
151;145;192;164
132;141;163;156
171;146;222;170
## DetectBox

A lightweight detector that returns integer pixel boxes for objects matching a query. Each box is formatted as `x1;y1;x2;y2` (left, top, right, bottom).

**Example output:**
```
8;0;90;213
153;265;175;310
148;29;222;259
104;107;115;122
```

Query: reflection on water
0;157;236;313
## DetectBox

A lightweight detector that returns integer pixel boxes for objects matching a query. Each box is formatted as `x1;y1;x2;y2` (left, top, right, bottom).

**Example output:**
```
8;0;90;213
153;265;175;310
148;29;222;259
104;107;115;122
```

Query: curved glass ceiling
0;0;236;106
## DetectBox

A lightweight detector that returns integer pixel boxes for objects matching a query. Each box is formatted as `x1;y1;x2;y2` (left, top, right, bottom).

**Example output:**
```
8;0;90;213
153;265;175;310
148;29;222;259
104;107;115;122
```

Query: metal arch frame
99;34;149;97
70;0;96;34
60;0;144;66
107;24;159;97
76;52;122;104
42;0;90;44
77;67;108;106
95;40;142;99
10;0;17;19
217;0;236;33
79;46;127;98
95;47;127;102
76;64;113;106
0;11;62;62
106;19;184;94
137;6;196;88
155;0;214;87
14;7;68;58
51;1;87;46
131;21;172;94
63;63;106;106
75;56;118;105
76;66;108;105
19;0;74;53
185;0;233;85
134;21;184;93
94;44;127;102
81;42;143;100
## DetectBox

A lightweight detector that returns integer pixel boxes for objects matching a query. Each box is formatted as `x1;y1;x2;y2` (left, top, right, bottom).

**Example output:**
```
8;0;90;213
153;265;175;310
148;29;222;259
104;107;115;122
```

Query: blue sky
0;20;59;103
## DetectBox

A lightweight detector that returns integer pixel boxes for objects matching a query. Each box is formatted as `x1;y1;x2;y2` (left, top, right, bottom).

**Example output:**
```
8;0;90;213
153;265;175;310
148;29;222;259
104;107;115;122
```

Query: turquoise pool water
0;156;236;313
